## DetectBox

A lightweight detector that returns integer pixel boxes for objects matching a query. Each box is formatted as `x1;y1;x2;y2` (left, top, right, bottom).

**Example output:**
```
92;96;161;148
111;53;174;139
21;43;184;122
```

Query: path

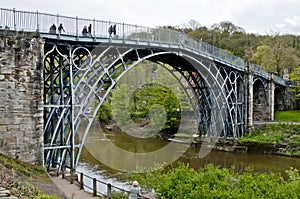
49;174;97;199
49;172;157;199
254;121;300;125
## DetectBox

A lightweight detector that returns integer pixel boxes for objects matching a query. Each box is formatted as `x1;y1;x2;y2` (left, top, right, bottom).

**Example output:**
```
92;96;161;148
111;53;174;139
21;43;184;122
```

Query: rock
0;187;19;198
0;188;10;197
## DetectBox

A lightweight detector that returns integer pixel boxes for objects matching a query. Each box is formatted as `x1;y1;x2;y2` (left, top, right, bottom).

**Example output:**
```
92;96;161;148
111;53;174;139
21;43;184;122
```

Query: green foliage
95;101;112;123
182;20;300;76
110;191;128;199
0;154;46;177
129;83;181;134
108;62;190;136
240;124;300;156
111;83;131;126
127;163;300;199
0;154;62;199
239;124;288;144
274;110;300;122
290;66;300;101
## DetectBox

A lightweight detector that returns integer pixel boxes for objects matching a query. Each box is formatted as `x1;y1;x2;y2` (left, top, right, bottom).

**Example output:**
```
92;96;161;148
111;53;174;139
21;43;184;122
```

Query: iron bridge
0;8;287;174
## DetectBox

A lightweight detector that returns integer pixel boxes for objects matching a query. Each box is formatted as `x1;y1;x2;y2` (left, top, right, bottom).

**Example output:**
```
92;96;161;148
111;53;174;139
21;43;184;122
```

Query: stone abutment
0;30;44;164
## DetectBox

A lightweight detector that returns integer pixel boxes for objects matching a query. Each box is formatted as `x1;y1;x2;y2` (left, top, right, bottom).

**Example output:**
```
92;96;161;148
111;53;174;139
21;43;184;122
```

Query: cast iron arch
43;43;243;173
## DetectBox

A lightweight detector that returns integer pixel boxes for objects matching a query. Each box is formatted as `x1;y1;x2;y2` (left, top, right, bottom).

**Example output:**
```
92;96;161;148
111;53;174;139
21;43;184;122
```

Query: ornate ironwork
42;40;250;173
0;7;285;173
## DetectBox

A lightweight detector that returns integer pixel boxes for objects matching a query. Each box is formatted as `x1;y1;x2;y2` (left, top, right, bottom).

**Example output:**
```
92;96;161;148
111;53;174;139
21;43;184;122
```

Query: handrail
0;7;285;86
72;171;150;198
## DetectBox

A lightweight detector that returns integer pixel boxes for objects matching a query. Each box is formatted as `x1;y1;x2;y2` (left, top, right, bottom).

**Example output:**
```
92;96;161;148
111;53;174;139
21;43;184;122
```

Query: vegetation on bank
274;110;300;122
125;164;300;199
239;124;300;156
0;154;63;199
239;110;300;156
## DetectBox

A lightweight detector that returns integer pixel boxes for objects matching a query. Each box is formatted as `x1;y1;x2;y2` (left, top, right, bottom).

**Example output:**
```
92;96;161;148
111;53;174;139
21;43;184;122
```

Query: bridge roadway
39;32;285;87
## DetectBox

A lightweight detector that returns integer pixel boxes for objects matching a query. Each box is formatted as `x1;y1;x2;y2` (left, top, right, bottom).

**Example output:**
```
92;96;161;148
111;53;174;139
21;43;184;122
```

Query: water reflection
79;122;193;172
79;123;300;175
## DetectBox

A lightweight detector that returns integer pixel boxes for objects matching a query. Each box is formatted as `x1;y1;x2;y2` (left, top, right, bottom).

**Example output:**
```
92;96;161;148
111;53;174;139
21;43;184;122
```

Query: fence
77;171;126;198
59;168;150;198
0;7;285;85
0;8;244;69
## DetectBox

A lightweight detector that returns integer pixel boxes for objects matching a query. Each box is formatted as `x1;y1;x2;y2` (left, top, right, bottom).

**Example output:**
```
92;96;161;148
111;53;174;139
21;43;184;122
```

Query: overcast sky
1;0;300;35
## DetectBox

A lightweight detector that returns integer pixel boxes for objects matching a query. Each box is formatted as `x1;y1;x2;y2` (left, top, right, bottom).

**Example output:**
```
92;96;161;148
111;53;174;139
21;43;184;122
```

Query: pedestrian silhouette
112;24;116;35
108;25;113;36
82;25;88;36
88;24;92;36
58;23;65;34
49;24;56;34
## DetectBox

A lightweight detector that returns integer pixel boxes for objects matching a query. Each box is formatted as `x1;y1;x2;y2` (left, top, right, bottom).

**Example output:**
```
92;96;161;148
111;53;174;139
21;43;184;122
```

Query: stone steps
0;187;18;199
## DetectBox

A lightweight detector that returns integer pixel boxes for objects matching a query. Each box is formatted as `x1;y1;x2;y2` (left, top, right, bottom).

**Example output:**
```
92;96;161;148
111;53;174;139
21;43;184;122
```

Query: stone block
0;68;12;74
0;125;7;132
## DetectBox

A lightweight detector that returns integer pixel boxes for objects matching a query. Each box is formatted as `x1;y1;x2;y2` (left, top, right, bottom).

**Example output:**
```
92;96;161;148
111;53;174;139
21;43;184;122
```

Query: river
76;123;300;195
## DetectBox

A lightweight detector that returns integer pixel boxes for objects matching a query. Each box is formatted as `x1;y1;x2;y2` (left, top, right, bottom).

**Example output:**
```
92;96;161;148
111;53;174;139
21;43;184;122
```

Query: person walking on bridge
82;25;88;36
58;23;65;34
88;24;92;36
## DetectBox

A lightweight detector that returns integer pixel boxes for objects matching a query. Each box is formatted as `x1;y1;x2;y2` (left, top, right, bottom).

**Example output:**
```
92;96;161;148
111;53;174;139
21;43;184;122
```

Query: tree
110;83;131;126
290;66;300;101
183;19;201;31
250;36;300;75
211;21;245;35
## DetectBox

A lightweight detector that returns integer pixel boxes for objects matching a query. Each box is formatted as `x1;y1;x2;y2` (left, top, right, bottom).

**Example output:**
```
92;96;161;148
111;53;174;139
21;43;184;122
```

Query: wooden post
93;178;97;197
70;170;73;184
80;173;84;189
107;183;112;199
61;165;65;179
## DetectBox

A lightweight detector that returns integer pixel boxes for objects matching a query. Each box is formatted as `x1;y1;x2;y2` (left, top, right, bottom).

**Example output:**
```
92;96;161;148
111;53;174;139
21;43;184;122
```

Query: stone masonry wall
0;30;44;164
253;82;270;121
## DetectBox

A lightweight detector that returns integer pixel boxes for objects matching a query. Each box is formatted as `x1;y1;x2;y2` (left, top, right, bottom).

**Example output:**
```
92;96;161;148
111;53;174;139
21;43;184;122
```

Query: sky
1;0;300;35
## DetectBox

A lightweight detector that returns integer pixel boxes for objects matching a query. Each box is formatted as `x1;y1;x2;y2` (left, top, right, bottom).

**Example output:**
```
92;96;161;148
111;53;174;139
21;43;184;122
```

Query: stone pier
0;30;44;164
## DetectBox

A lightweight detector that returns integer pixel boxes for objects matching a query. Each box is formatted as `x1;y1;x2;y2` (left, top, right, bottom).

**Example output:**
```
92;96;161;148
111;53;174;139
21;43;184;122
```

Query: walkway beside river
50;174;96;199
49;171;157;199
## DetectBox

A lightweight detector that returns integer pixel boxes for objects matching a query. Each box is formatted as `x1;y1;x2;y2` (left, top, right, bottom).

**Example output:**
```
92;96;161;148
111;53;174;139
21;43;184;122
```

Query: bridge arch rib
43;42;245;173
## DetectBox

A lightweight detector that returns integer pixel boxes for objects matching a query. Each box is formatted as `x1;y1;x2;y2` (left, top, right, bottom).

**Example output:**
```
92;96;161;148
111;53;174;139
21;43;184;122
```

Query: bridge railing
0;7;285;85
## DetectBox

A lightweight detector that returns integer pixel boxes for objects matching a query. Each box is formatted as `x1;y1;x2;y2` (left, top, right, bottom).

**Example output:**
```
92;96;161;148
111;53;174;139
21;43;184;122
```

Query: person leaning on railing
128;181;142;199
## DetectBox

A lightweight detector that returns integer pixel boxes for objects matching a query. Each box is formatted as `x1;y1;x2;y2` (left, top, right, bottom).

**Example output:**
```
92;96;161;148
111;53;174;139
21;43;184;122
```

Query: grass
0;154;64;199
240;124;300;156
274;110;300;122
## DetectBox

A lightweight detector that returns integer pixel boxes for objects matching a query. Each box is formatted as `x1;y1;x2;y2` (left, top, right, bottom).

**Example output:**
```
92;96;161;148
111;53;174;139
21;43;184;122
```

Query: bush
127;164;300;199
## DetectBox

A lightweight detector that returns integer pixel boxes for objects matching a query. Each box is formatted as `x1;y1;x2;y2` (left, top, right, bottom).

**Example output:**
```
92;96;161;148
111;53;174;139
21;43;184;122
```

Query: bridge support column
245;61;254;133
269;73;275;121
0;31;44;163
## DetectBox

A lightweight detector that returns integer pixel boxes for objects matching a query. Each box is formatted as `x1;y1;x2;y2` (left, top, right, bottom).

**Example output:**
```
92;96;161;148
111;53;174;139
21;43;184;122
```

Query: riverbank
0;154;65;199
104;122;300;157
176;123;300;157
